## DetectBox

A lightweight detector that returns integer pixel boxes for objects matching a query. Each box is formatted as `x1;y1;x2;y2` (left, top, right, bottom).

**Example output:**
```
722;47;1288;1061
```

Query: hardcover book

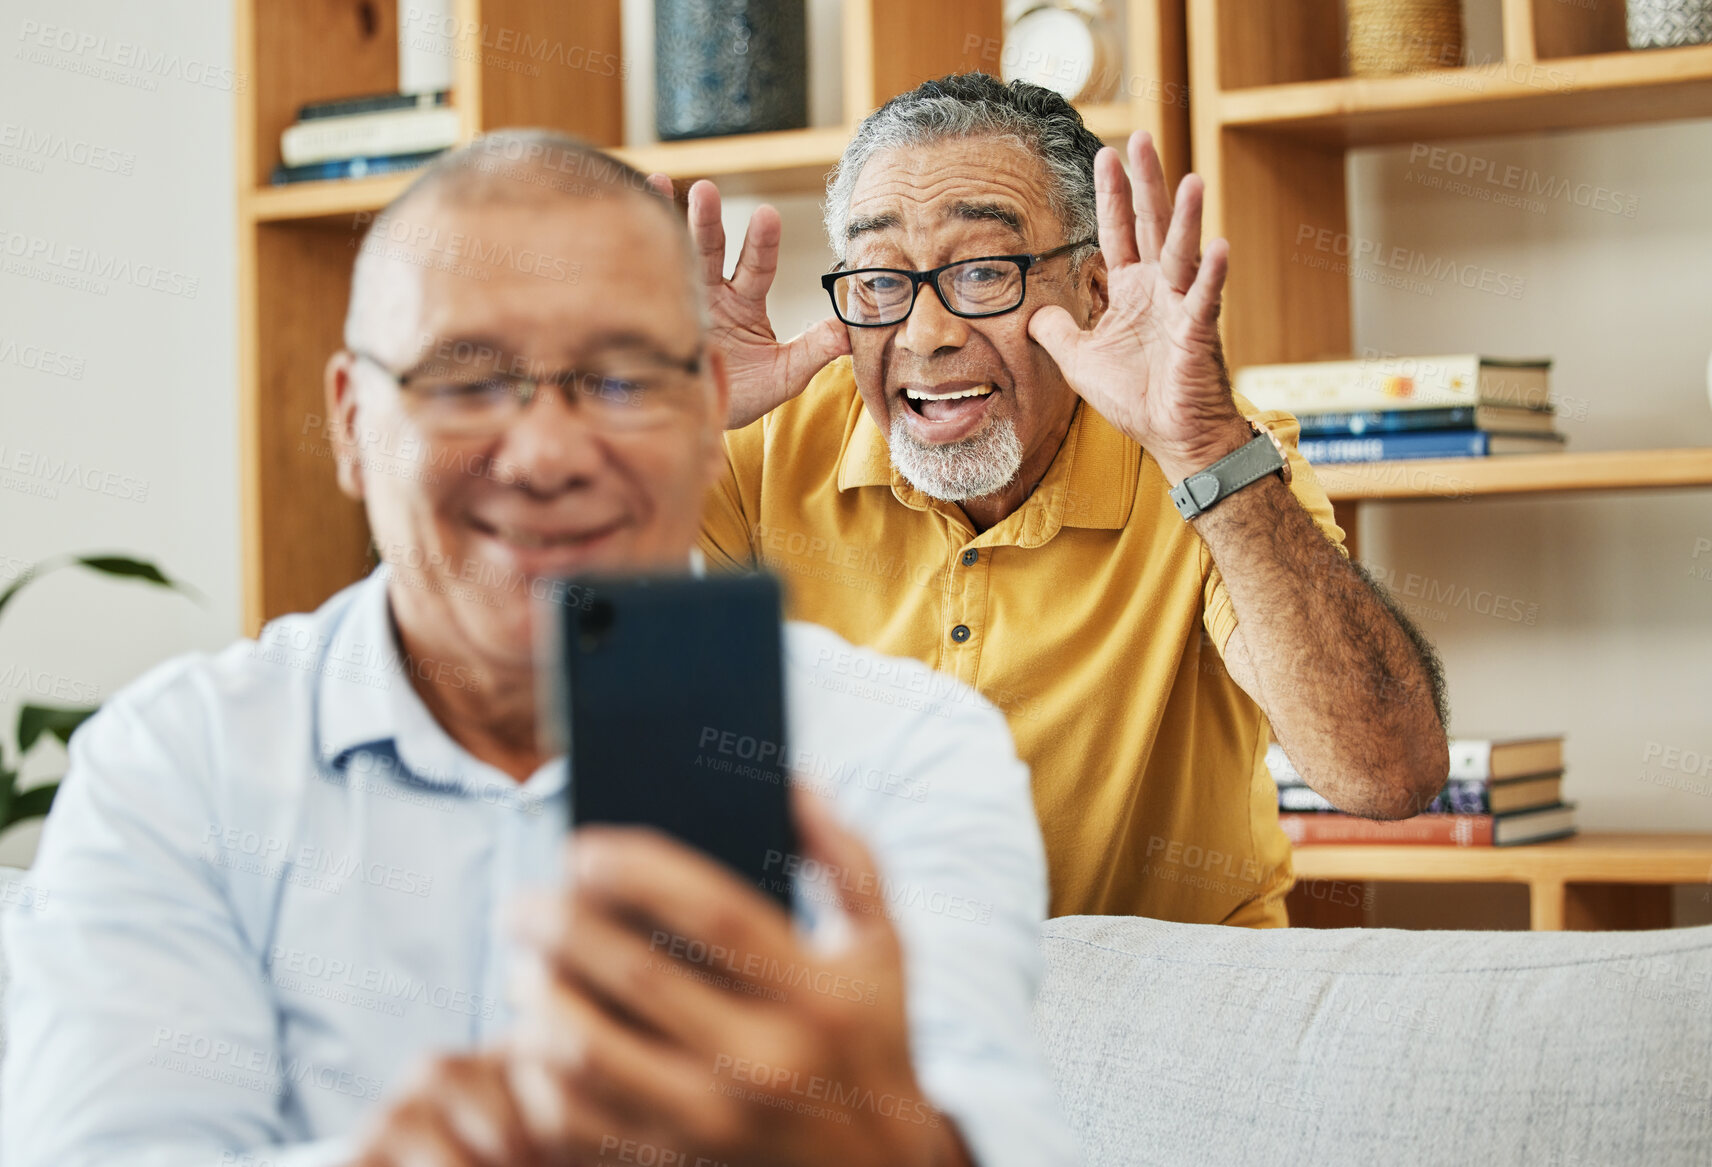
1236;354;1553;415
1297;430;1565;463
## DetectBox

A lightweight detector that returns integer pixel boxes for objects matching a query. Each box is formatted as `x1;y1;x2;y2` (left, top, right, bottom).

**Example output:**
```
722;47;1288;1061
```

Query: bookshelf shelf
1214;44;1712;146
245;104;1140;226
1290;833;1712;930
1316;448;1712;503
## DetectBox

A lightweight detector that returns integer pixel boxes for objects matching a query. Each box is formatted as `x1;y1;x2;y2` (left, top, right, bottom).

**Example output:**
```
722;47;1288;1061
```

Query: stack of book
1273;735;1578;846
271;90;457;185
1234;354;1567;464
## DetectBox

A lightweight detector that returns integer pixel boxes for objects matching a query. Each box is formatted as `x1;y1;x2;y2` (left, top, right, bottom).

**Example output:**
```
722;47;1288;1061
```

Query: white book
281;106;461;167
1235;354;1552;415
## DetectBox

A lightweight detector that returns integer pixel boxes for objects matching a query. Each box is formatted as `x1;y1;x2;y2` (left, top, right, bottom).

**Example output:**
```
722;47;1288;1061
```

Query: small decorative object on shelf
1000;0;1122;103
655;0;808;141
1346;0;1465;77
1628;0;1712;49
397;0;455;96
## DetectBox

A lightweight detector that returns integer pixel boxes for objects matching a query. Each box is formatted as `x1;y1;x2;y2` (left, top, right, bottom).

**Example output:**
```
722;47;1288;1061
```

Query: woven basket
1628;0;1712;48
1347;0;1465;76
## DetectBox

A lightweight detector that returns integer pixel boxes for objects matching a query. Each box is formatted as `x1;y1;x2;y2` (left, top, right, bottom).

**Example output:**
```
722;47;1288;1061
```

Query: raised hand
1026;131;1252;485
647;175;851;430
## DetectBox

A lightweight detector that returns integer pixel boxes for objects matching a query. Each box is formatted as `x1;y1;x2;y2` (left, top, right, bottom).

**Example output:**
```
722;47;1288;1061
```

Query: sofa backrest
1035;915;1712;1166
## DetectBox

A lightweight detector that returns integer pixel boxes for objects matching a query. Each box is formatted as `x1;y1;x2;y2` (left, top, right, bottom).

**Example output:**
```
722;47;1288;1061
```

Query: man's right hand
648;175;850;430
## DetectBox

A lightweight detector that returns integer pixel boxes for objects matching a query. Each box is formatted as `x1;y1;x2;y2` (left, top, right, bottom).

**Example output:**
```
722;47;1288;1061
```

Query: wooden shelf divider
1314;447;1712;503
1291;833;1712;930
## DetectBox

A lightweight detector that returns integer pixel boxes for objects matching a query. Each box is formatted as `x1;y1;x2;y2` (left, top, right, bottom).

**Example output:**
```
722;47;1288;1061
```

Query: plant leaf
76;556;173;586
18;705;96;753
2;781;58;831
75;555;206;604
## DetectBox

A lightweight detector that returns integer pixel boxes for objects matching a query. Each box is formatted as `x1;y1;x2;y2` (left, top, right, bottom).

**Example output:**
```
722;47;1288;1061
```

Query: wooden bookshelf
1290;833;1712;930
1317;448;1712;503
1217;44;1712;146
234;0;1188;632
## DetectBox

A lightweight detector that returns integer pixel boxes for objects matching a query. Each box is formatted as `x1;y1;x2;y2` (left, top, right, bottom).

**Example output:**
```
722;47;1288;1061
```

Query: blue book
269;150;442;185
1297;406;1476;438
1297;430;1564;463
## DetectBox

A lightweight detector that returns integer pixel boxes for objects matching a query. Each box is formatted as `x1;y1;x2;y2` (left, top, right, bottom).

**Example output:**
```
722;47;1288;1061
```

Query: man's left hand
504;787;968;1167
1027;130;1252;485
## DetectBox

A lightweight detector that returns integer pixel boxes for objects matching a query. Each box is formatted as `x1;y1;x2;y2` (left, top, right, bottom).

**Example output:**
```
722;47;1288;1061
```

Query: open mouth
901;383;999;424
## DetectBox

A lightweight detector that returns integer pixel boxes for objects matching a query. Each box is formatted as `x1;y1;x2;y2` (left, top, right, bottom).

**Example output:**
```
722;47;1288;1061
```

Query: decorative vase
1346;0;1465;77
655;0;808;141
1628;0;1712;49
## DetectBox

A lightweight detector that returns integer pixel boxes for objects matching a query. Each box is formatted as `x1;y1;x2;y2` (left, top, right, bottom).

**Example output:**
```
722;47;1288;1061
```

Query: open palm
648;176;850;430
1028;132;1245;481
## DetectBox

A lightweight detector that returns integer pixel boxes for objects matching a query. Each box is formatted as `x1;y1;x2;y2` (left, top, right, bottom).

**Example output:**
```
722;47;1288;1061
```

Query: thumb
792;783;892;935
1027;304;1085;372
784;316;851;383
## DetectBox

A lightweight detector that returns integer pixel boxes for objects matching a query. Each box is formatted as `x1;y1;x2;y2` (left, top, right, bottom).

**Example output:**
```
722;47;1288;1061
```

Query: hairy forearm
1192;475;1449;818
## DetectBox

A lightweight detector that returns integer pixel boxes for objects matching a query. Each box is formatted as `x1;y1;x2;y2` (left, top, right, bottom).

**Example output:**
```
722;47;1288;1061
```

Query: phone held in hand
551;571;797;910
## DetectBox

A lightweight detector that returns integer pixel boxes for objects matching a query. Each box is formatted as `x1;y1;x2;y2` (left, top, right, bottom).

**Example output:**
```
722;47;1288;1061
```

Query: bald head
344;130;699;358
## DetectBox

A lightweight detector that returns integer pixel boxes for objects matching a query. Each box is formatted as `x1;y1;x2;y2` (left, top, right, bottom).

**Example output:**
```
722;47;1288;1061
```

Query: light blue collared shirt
2;569;1077;1166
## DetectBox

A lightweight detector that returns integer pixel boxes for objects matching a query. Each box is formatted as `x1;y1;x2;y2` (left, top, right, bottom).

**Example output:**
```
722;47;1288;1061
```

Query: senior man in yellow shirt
657;73;1450;927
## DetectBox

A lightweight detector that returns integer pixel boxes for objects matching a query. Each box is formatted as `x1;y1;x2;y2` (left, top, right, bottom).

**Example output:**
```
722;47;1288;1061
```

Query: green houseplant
0;554;200;832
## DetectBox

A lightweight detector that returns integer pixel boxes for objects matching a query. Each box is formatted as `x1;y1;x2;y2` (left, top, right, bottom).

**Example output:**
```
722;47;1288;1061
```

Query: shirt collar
830;358;1141;541
313;568;566;800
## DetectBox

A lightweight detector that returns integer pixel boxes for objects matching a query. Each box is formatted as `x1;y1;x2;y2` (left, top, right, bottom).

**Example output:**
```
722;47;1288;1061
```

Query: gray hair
823;73;1105;265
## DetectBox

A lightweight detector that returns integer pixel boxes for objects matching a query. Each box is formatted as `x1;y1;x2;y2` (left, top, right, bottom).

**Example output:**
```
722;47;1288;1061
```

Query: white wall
0;0;240;865
1347;121;1712;839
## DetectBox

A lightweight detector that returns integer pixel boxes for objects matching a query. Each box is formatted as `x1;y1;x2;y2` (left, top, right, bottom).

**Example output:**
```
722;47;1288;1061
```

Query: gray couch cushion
1037;915;1712;1166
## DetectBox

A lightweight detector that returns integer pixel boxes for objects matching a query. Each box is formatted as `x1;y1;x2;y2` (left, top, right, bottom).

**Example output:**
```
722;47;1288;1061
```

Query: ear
1080;251;1110;330
700;346;733;486
324;350;366;500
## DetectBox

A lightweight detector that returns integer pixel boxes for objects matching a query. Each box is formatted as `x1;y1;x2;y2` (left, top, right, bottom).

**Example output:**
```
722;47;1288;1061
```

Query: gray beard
888;410;1024;503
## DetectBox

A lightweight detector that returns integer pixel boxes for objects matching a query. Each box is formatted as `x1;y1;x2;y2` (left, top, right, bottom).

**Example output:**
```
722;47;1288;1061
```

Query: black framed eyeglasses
821;237;1098;328
349;347;705;437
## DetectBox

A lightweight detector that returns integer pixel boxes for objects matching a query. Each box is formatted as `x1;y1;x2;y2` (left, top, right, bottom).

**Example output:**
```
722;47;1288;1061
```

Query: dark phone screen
559;572;796;909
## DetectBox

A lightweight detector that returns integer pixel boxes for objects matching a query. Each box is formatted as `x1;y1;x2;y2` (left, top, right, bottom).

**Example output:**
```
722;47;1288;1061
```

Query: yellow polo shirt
698;358;1344;926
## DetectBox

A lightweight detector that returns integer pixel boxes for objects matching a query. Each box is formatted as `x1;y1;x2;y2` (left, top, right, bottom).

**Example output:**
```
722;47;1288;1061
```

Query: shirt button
960;548;978;566
951;624;971;643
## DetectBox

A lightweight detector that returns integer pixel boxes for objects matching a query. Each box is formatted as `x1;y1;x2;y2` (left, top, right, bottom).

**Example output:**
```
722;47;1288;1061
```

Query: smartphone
554;571;796;910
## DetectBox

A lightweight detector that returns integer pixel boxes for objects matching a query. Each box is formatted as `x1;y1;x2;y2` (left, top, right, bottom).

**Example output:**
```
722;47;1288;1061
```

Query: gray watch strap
1168;431;1287;521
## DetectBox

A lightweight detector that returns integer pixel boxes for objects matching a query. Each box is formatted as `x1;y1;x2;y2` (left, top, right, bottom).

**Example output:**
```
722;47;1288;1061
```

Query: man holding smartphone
2;134;1075;1166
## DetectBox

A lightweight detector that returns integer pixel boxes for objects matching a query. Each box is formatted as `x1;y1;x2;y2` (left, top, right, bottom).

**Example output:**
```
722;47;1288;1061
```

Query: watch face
1001;6;1119;102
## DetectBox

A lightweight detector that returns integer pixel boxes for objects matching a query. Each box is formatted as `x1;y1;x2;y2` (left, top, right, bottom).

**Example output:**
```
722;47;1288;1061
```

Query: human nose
488;378;605;493
895;278;969;357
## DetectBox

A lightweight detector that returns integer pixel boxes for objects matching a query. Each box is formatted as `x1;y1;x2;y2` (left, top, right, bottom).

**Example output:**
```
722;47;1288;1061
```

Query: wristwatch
1168;424;1292;521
